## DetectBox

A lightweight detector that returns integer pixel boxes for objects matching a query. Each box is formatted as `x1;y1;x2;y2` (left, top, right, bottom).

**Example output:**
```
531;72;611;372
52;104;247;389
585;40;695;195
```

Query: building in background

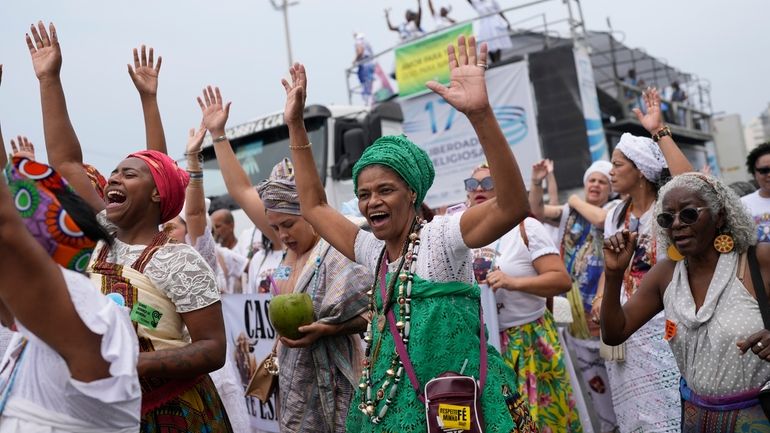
713;114;749;184
744;104;770;151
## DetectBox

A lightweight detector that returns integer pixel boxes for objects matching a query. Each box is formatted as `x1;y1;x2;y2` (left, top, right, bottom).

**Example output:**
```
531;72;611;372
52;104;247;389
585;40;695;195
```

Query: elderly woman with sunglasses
601;172;770;431
466;164;581;432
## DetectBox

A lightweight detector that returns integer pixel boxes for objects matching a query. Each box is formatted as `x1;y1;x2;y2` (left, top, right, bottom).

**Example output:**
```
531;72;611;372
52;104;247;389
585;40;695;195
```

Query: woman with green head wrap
282;35;534;432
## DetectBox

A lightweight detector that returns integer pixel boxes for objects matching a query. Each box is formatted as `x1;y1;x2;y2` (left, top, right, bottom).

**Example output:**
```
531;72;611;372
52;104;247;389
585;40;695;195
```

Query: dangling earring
713;230;735;254
667;244;684;261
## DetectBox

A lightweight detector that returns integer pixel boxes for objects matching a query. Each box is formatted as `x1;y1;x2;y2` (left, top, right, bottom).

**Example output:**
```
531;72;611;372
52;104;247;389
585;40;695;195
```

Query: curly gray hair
655;173;756;254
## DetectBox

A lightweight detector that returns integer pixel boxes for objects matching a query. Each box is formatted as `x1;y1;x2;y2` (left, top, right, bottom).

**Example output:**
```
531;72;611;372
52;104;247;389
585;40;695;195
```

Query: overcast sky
1;0;768;173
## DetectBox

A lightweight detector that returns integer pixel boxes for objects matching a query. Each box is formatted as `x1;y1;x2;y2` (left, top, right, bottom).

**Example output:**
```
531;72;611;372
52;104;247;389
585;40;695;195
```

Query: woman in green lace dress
280;36;537;432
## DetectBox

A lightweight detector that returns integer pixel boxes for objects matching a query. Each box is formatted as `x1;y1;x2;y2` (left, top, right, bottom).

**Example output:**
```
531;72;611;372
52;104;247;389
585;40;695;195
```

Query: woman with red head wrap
26;21;232;432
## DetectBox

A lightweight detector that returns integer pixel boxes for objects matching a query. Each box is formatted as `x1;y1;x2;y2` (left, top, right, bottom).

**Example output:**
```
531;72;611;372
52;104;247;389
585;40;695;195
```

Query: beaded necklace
358;218;424;424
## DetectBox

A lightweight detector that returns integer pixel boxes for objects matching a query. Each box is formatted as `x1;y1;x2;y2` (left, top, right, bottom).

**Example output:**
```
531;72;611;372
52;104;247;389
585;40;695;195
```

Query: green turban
352;135;435;208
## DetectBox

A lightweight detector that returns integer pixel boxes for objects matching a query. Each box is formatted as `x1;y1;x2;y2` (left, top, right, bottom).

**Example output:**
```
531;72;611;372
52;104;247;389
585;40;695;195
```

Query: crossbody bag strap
748;246;770;330
386;279;488;403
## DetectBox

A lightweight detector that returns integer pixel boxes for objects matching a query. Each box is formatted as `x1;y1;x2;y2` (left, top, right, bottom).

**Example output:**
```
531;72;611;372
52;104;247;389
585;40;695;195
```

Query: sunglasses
656;207;708;229
756;166;770;175
464;176;494;192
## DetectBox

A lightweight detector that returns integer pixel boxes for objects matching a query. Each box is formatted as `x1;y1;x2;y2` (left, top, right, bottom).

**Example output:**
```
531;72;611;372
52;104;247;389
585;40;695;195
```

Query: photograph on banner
574;45;609;161
222;294;280;432
395;23;473;99
401;60;542;208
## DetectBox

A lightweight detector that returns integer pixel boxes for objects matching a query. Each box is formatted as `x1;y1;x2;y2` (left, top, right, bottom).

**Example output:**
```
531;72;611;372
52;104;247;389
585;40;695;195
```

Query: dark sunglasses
755;166;770;175
656;207;708;229
464;176;494;192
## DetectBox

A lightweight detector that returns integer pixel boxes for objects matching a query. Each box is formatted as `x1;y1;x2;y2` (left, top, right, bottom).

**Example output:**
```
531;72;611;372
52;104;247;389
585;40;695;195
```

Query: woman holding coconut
198;87;371;433
283;35;536;432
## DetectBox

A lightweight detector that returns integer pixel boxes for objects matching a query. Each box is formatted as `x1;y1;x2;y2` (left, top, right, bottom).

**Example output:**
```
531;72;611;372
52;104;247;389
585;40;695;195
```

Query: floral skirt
501;310;582;433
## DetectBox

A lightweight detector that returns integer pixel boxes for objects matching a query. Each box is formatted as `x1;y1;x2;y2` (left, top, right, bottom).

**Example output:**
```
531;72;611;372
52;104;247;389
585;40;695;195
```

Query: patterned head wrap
125;150;190;224
352;135;435;208
257;158;301;215
582;160;612;185
5;157;97;273
615;133;667;183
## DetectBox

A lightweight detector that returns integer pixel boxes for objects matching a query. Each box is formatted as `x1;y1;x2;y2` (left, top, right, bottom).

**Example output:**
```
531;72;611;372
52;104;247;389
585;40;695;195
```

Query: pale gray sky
1;0;768;173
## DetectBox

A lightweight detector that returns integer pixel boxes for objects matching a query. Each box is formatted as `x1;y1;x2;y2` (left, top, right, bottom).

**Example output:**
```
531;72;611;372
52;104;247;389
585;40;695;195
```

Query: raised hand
186;124;206;155
197;86;231;134
128;45;162;97
281;63;307;126
544;158;554;174
426;35;490;118
10;136;35;160
531;159;549;183
633;87;666;134
26;22;61;80
603;230;637;276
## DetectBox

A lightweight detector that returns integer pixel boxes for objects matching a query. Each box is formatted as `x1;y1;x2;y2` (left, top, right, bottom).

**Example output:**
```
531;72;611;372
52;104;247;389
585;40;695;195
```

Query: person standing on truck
467;0;512;63
385;0;424;42
353;32;375;105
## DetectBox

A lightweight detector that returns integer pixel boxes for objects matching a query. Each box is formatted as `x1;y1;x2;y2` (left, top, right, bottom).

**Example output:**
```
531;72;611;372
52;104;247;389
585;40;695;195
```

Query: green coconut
268;293;314;340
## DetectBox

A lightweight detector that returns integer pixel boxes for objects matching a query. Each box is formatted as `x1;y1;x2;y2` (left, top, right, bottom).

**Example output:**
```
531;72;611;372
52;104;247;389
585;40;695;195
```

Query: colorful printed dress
603;204;680;432
276;240;370;433
474;217;582;433
88;213;233;433
346;214;538;433
665;252;770;432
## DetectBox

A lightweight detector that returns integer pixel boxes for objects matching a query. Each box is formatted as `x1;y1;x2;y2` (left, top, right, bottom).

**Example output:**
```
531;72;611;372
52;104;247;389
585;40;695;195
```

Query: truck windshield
200;117;327;197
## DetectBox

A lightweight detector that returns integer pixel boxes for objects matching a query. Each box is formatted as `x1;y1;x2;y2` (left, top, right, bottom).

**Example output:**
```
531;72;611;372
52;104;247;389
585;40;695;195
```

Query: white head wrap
615;133;667;183
582;160;612;185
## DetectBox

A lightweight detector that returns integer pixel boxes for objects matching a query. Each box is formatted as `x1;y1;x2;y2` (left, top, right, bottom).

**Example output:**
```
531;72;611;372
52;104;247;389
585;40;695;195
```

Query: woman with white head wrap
590;89;694;432
529;157;620;432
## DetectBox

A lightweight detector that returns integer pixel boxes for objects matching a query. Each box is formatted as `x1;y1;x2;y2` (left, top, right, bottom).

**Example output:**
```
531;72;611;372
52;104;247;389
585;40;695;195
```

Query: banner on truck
222;294;280;432
400;60;541;208
395;23;473;99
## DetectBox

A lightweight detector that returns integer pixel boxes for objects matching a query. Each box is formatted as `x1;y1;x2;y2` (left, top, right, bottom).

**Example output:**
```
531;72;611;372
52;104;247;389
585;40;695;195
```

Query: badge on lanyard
664;319;677;341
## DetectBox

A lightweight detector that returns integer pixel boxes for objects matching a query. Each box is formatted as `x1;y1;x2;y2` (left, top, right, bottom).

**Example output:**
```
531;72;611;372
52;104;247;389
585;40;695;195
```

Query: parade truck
198;102;403;230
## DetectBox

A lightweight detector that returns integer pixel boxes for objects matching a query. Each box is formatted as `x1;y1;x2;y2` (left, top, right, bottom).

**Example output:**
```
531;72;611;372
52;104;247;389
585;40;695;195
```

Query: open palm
26;22;61;80
128;45;162;96
197;86;231;133
281;63;307;125
633;87;665;134
426;35;490;117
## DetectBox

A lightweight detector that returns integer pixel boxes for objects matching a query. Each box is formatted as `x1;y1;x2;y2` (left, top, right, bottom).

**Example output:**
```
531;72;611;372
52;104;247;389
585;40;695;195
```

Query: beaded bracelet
289;142;312;150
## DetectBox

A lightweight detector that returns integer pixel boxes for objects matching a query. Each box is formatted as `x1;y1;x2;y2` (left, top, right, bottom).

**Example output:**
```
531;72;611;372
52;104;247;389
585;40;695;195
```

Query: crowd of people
1;16;770;433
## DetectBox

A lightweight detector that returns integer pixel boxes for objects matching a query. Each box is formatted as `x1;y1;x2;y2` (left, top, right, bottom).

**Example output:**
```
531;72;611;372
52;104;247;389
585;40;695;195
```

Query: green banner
395;23;473;98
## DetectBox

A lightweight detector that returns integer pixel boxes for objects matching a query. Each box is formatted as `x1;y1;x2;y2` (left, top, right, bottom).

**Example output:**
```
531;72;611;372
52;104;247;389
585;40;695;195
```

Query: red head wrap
125;150;190;223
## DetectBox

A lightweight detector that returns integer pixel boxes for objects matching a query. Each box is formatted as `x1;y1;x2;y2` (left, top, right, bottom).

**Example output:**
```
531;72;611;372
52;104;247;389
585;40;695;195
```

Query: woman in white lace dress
26;21;232;432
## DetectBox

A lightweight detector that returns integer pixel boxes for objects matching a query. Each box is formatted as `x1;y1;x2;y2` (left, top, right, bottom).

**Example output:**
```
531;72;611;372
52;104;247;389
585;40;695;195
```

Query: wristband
213;135;228;143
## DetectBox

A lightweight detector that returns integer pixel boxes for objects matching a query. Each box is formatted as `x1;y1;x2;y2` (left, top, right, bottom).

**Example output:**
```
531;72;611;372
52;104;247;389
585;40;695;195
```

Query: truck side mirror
332;127;367;180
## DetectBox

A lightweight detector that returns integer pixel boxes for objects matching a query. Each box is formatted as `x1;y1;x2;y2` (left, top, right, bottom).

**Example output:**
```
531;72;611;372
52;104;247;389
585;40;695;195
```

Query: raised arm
283;64;360;261
184;125;208;244
26;22;104;212
0;162;110;382
197;86;281;249
128;45;166;153
384;9;398;32
567;194;608;227
427;0;437;17
599;230;666;344
528;159;563;225
633;87;692;176
427;36;529;248
544;159;559;205
415;0;423;28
